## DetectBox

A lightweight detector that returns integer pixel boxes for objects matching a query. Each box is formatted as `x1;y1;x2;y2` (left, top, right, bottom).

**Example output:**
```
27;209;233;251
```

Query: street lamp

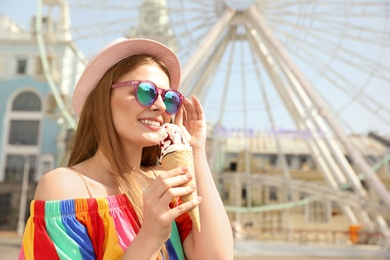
17;154;30;236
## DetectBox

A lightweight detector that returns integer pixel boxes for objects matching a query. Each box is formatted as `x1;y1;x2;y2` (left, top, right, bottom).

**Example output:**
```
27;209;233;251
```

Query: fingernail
189;184;196;190
196;196;202;203
181;166;188;172
186;172;193;179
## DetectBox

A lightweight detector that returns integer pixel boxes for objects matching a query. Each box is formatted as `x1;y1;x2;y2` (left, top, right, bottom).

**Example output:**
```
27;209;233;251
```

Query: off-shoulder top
18;193;192;259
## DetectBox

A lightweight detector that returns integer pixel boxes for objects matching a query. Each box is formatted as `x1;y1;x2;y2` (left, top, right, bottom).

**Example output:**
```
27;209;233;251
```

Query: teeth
139;119;161;126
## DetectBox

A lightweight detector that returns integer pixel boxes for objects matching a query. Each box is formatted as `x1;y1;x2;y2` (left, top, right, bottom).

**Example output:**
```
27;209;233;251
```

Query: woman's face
110;63;172;148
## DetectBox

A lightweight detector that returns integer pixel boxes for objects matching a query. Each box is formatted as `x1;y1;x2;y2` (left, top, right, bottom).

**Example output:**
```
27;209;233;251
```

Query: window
0;193;12;226
5;155;36;183
9;92;41;145
285;154;292;167
241;184;248;206
269;154;277;167
269;186;278;200
229;162;237;171
16;58;27;74
37;154;55;180
2;91;42;183
42;161;51;173
8;120;40;145
305;200;331;223
241;185;247;200
12;92;41;111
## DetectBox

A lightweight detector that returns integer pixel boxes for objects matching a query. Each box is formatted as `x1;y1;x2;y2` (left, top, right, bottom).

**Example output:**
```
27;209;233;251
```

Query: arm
176;96;234;260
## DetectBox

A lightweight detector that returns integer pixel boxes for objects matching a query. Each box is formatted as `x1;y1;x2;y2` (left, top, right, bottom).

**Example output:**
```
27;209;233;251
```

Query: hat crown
72;38;181;116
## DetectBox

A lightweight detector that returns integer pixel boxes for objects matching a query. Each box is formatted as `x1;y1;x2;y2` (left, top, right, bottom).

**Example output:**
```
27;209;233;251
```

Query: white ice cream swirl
159;123;191;159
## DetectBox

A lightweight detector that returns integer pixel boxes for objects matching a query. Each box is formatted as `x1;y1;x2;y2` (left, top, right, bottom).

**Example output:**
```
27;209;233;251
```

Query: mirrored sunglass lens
164;91;181;114
137;83;157;106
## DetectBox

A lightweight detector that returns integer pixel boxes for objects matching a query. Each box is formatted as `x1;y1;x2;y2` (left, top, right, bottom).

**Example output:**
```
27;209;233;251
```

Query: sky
1;2;35;29
1;1;390;136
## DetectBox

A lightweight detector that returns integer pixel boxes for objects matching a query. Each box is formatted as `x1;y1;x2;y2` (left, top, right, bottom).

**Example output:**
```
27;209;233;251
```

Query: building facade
0;11;83;231
0;0;177;232
210;127;390;244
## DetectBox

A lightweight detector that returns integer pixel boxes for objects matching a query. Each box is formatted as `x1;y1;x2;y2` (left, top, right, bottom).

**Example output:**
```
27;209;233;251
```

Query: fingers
183;96;205;121
165;195;202;219
144;167;195;205
173;104;191;142
141;166;202;245
174;102;184;125
162;183;196;206
143;166;202;225
175;95;204;123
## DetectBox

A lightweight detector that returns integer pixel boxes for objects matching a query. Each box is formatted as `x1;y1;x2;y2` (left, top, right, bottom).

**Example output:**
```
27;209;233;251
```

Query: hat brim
72;38;181;116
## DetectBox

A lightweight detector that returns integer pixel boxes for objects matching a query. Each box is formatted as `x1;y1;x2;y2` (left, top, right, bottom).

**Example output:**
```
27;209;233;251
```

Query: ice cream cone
161;150;201;232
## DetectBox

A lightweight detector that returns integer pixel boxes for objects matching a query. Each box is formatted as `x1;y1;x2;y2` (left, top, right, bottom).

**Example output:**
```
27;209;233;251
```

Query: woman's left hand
174;96;206;150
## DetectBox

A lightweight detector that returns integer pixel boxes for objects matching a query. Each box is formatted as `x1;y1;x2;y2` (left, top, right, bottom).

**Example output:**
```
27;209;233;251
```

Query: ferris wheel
37;0;390;133
43;0;390;133
36;0;390;245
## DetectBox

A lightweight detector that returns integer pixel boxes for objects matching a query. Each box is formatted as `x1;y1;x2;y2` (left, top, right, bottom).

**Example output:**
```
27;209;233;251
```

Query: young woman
19;38;233;260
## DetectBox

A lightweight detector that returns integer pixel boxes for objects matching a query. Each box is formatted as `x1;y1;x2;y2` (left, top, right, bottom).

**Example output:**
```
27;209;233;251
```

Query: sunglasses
112;80;184;115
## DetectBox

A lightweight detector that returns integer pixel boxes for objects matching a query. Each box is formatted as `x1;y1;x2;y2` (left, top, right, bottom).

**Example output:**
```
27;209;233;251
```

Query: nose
151;91;166;113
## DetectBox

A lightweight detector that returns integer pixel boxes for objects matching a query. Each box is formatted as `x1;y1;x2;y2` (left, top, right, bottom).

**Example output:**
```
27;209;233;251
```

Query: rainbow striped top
18;194;192;260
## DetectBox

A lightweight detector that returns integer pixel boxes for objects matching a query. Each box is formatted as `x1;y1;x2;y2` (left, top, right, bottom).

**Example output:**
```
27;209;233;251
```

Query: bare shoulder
34;167;90;201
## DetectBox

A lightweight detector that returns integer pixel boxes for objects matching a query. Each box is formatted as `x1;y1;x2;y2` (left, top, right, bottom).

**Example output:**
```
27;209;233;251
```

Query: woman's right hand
141;166;201;246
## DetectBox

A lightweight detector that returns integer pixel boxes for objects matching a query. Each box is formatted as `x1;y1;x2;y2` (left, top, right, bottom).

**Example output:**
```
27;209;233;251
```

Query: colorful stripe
60;200;95;259
18;194;190;259
168;221;185;260
107;195;138;251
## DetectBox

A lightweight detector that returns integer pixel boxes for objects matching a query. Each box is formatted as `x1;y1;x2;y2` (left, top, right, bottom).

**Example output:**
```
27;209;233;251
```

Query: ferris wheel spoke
271;18;390;89
294;52;390;127
48;0;390;135
291;40;390;109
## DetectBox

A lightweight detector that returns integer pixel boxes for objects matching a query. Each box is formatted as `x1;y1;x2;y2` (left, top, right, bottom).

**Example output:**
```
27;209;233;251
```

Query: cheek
111;98;126;123
110;96;137;129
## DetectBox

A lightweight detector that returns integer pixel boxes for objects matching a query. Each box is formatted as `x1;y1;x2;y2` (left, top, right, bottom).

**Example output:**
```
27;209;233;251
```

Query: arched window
4;90;42;183
12;92;41;111
8;92;41;145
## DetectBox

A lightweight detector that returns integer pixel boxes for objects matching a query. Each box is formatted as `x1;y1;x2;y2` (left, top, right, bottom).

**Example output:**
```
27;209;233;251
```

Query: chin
141;136;159;146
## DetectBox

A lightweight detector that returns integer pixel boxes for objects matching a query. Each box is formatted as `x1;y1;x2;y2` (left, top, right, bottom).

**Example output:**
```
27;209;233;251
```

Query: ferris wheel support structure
245;5;390;210
248;7;390;239
179;4;390;241
246;19;366;228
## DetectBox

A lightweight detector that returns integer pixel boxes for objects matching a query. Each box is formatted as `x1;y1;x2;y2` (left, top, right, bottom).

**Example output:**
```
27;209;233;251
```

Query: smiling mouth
139;119;161;127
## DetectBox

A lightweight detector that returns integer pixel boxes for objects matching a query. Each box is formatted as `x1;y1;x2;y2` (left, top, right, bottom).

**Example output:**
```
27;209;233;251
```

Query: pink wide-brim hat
72;38;181;116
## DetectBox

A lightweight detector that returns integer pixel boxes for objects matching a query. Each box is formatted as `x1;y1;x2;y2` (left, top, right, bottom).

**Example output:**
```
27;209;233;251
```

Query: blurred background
0;0;390;259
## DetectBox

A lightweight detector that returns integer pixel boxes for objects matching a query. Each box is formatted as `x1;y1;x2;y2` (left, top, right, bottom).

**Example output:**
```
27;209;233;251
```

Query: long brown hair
64;55;170;259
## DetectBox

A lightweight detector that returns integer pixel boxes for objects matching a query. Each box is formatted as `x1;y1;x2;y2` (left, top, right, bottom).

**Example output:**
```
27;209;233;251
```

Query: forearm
189;148;233;259
122;229;161;260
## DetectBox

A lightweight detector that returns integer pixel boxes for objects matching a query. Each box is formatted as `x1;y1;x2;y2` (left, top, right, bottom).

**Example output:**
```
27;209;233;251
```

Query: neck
85;147;151;190
93;146;143;173
91;148;111;170
121;145;143;172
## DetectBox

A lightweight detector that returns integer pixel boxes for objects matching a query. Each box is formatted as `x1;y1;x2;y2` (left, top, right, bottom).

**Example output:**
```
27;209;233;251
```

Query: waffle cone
161;150;201;231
